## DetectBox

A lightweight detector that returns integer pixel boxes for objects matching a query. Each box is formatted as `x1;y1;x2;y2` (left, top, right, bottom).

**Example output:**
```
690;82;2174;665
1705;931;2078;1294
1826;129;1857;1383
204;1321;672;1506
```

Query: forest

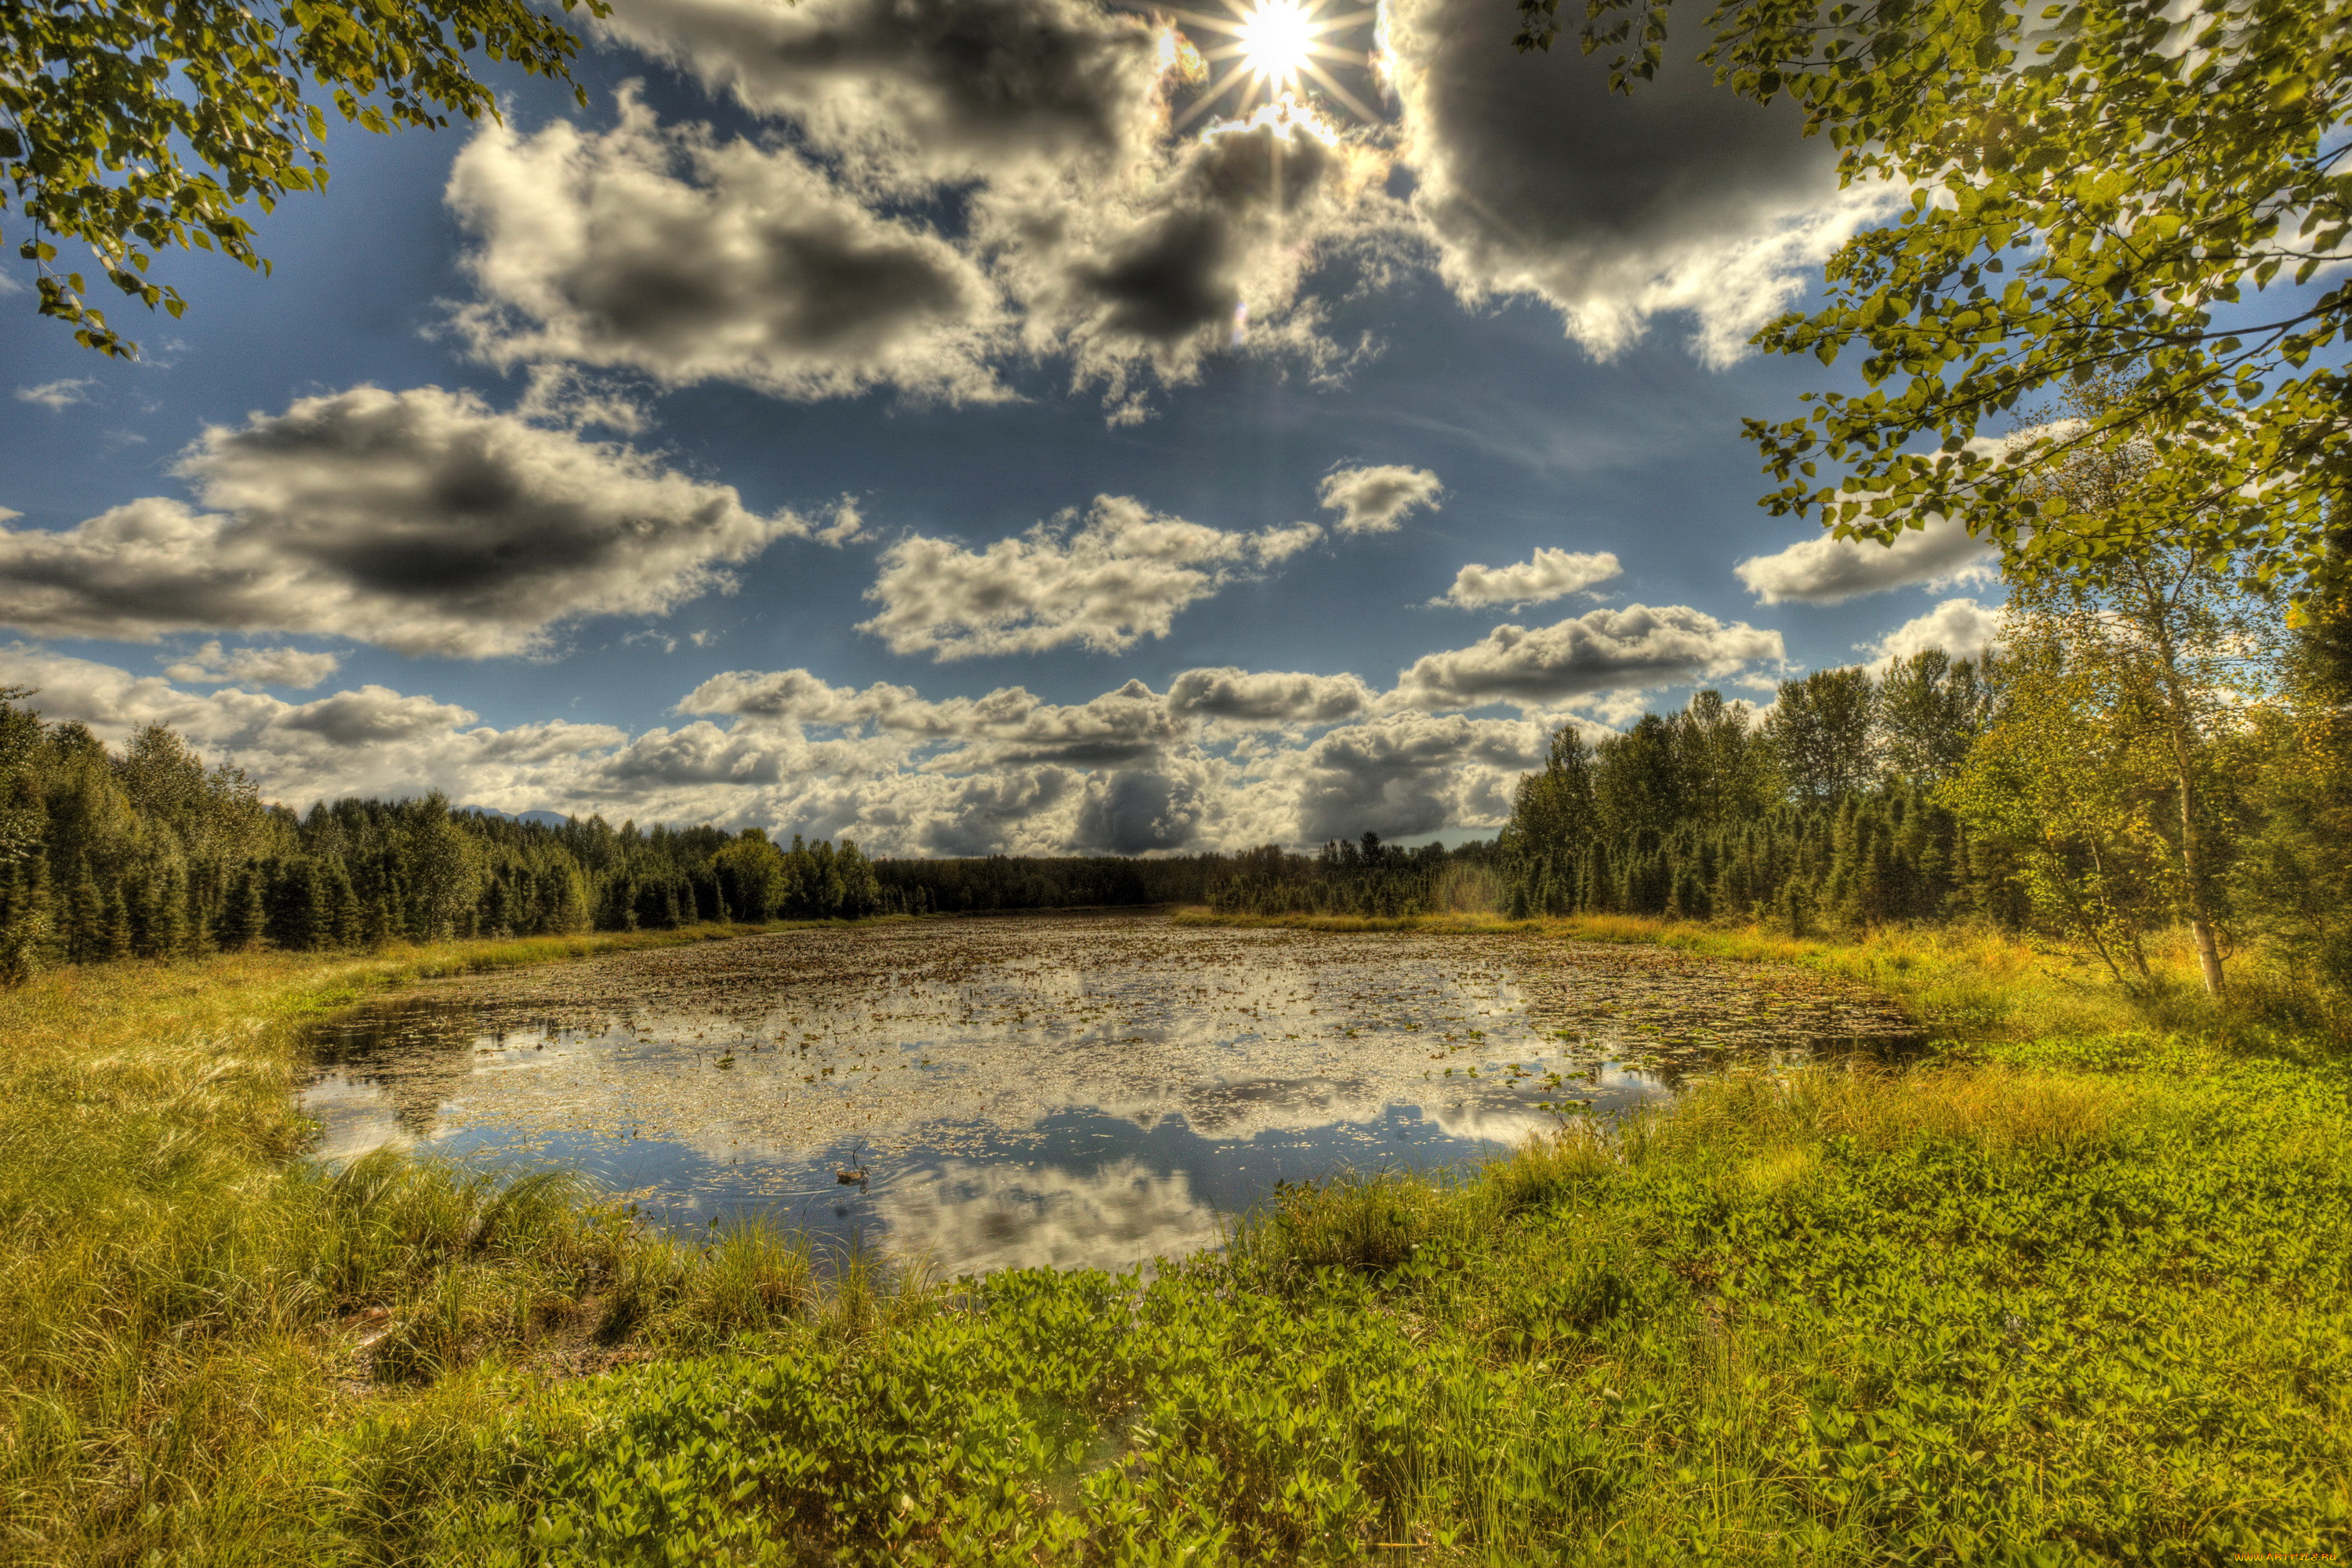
1477;541;2352;1000
0;701;898;983
3;521;2347;1005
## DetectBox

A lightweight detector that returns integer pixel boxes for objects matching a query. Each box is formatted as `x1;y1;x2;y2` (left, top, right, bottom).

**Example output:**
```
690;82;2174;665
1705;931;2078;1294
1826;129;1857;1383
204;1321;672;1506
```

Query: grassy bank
0;919;916;1564
4;916;2347;1563
313;1037;2350;1564
1175;907;2351;1059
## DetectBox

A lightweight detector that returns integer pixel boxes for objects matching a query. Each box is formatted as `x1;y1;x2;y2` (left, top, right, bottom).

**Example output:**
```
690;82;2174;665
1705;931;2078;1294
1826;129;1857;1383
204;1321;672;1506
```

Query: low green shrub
307;1045;2350;1565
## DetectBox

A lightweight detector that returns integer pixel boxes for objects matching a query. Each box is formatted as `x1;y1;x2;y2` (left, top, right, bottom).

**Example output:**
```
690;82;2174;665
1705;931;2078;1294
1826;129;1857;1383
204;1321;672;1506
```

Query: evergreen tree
215;869;267;953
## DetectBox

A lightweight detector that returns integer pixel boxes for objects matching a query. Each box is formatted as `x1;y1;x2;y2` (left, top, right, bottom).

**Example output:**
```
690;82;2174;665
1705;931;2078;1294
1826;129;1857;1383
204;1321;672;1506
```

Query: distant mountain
459;806;575;828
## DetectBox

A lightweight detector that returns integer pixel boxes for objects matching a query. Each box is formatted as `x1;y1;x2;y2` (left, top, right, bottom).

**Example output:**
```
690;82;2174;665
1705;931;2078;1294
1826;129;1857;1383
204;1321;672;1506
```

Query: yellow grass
0;917;916;1563
1171;906;2332;1047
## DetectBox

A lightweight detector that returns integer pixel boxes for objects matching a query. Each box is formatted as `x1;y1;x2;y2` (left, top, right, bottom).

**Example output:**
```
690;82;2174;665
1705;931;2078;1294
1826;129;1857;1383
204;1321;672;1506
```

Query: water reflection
301;914;1915;1274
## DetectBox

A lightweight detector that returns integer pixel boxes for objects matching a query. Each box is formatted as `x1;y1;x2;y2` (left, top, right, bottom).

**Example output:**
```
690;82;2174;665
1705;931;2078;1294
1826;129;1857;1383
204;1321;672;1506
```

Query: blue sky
0;0;2000;853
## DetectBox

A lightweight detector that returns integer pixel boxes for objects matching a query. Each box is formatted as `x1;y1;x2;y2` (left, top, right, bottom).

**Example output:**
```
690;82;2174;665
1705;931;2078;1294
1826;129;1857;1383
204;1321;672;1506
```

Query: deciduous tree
1519;0;2352;587
3;0;604;354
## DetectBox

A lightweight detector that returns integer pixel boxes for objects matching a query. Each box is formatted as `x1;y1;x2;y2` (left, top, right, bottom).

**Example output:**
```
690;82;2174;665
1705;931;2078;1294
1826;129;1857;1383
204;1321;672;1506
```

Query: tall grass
0;921;916;1563
1175;906;2352;1056
353;1043;2349;1563
4;911;2345;1561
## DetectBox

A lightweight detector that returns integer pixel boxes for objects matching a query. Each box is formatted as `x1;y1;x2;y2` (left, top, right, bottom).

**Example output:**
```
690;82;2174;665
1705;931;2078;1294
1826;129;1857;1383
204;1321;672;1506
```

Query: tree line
5;511;2345;1004
1490;534;2352;999
0;692;1488;979
1491;661;2018;935
0;695;893;982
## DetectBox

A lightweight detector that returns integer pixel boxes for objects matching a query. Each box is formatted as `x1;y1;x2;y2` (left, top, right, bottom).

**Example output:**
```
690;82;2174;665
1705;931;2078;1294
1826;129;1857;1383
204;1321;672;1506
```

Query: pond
301;913;1918;1276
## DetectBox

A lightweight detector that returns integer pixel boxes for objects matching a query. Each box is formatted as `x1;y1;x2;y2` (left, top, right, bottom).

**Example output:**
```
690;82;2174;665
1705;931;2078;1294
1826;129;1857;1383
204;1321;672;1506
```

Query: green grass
0;920;925;1565
2;916;2347;1563
315;1040;2350;1564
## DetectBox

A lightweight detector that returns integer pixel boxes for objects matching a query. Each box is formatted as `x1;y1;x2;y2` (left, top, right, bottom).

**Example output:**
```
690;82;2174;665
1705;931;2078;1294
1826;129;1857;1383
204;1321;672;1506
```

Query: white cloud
1281;710;1548;842
160;641;342;689
858;495;1320;660
1735;514;1996;604
986;105;1399;420
1860;597;2004;670
1432;547;1621;609
592;0;1165;187
448;90;1012;405
15;379;94;412
1392;604;1783;712
6;590;1789;857
677;667;923;728
1316;464;1443;535
0;385;814;657
0;644;626;806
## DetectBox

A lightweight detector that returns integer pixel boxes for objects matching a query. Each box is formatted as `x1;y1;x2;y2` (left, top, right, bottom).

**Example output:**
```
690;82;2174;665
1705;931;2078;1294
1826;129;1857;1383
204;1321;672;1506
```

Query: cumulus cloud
449;91;1011;404
1164;667;1375;728
6;597;1791;858
592;0;1163;186
1860;597;2004;670
1283;711;1546;842
160;641;342;689
1392;604;1783;712
1432;546;1620;609
16;379;93;411
1735;514;1997;604
448;0;1401;419
0;385;812;657
434;0;1915;409
677;667;924;728
858;495;1320;660
1073;761;1210;853
1382;0;1891;365
677;667;1178;768
978;102;1396;418
0;644;625;806
1317;464;1443;535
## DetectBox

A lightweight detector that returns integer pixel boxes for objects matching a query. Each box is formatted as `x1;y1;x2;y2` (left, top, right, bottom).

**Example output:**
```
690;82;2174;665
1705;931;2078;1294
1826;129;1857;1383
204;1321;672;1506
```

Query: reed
0;920;906;1563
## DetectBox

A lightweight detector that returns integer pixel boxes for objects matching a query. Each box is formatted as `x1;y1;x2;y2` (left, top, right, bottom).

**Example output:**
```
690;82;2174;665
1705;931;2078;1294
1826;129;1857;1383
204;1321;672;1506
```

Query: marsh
303;913;1916;1274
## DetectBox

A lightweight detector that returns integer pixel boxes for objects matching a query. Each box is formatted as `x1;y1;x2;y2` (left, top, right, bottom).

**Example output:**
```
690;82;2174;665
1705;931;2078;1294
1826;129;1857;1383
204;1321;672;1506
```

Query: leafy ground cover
2;916;2346;1563
332;1037;2350;1565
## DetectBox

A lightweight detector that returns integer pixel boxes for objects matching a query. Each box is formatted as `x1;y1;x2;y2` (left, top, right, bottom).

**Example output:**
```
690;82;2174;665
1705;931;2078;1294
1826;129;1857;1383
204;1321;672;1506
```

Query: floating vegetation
302;913;1918;1272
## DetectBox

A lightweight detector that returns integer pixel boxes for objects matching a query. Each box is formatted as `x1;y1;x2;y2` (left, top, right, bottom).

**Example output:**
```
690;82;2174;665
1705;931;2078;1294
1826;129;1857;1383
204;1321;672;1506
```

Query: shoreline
1;914;2343;1561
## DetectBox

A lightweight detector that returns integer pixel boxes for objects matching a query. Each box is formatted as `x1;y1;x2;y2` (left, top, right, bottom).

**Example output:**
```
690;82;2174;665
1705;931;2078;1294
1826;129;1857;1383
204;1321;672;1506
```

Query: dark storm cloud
1073;765;1206;853
1385;0;1885;362
0;387;809;657
595;0;1160;181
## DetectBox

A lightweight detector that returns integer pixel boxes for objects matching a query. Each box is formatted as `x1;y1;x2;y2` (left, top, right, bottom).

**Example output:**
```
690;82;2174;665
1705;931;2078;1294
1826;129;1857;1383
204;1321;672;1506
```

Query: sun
1162;0;1382;131
1236;0;1316;88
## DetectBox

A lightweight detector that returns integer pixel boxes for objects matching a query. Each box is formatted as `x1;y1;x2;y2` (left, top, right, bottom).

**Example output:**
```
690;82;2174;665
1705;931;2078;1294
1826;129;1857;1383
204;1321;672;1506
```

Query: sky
0;0;2003;855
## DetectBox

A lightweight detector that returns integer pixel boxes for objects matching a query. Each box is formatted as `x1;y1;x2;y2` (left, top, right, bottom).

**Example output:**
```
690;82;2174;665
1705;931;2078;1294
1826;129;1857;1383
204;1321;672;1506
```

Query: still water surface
302;914;1915;1275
